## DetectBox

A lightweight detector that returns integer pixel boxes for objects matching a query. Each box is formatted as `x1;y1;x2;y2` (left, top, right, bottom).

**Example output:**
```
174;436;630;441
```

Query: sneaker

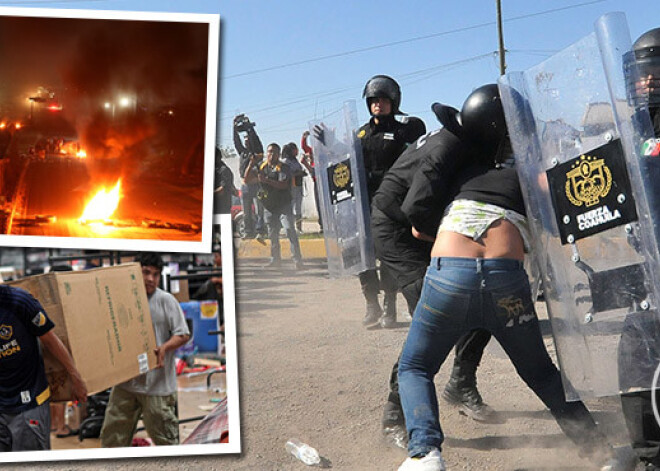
442;383;494;422
398;449;446;471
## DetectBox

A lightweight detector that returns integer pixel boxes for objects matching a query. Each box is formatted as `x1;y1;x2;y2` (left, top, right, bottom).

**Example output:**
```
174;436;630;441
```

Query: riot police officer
620;26;660;471
627;27;660;134
358;75;426;328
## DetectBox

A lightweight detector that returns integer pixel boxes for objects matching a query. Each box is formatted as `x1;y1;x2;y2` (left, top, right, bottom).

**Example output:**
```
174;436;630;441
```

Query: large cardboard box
9;263;157;401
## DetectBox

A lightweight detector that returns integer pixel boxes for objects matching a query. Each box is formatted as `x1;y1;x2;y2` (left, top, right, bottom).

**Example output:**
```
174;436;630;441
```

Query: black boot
360;270;382;327
362;292;382;326
442;361;493;422
380;291;397;328
363;302;381;326
381;400;407;449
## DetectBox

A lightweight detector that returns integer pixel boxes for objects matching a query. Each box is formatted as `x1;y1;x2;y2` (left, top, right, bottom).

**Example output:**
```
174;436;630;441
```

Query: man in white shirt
100;253;190;447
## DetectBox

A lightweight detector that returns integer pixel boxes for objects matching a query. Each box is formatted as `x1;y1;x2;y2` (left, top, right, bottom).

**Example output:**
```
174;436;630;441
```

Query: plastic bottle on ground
285;438;321;466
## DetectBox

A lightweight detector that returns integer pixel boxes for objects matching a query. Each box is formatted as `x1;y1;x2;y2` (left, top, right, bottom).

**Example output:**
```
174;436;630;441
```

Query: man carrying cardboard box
0;284;87;452
100;253;190;447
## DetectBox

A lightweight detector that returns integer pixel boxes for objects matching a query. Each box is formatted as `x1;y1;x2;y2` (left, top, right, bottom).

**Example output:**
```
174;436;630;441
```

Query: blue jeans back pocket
416;276;471;331
490;279;536;329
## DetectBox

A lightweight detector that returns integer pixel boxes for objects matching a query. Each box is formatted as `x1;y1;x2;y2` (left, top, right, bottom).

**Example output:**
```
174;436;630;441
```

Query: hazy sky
7;0;659;152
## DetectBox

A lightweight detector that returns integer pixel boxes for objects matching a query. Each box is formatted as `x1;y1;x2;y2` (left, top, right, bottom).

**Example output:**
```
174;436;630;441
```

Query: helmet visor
625;50;660;108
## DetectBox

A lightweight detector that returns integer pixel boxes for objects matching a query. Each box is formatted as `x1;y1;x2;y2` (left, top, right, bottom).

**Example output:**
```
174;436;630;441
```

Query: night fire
79;179;122;224
0;12;214;246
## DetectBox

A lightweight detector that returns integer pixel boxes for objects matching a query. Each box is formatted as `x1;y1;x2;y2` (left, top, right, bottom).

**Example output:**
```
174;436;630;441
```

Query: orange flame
79;179;122;223
59;142;86;159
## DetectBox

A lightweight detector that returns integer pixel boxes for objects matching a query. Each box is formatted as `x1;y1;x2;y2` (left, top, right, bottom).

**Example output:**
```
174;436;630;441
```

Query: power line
217;55;500;145
223;0;607;80
217;45;566;147
217;46;557;145
220;52;496;123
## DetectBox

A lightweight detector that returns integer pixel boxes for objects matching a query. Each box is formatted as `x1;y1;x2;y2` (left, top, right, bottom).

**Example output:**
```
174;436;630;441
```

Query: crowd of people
218;112;327;270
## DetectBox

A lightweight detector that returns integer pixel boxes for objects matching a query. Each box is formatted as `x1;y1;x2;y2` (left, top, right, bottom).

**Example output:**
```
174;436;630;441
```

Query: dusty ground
15;254;640;470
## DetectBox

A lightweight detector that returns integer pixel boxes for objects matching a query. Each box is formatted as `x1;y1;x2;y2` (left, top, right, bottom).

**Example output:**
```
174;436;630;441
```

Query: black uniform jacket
358;114;425;200
371;127;466;286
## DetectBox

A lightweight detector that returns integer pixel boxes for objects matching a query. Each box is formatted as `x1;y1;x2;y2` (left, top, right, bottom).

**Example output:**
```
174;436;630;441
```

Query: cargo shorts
100;387;178;447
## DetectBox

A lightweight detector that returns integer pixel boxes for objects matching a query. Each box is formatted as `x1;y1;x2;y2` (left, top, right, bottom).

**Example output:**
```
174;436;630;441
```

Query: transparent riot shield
309;100;375;278
500;12;660;400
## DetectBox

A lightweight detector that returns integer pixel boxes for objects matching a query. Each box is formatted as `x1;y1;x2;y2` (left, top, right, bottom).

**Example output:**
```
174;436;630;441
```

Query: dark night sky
0;14;209;115
0;13;212;182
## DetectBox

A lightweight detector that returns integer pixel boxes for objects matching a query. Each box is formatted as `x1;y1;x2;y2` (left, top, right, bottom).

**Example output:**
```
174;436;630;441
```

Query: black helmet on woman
362;75;402;115
460;84;509;163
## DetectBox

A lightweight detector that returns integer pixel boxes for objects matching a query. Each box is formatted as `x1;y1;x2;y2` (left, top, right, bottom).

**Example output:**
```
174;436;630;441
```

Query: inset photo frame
0;216;240;462
0;7;219;253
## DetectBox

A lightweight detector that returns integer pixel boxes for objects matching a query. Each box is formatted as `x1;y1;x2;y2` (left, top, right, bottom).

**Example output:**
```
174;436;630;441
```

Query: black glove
312;124;326;145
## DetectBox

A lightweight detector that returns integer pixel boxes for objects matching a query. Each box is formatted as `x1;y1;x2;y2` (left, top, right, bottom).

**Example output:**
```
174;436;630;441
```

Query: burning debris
13;214;57;227
141;219;201;234
78;179;122;224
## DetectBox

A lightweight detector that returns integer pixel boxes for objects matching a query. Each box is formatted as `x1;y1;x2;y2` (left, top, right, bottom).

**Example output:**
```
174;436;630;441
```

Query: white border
0;7;220;254
0;223;241;462
218;214;242;455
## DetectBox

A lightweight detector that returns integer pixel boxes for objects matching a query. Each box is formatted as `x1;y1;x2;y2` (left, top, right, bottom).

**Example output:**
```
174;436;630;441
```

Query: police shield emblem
546;139;637;244
328;159;354;204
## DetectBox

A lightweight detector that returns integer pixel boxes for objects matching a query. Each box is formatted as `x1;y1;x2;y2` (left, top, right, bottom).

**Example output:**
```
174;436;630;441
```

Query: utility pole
496;0;506;75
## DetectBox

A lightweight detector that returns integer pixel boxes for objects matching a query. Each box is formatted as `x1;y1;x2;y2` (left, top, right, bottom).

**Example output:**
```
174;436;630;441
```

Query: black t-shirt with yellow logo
0;286;54;413
257;160;292;212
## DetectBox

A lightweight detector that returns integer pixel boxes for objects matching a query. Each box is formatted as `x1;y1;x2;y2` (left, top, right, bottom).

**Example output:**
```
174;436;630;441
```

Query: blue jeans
264;205;302;263
291;185;303;223
399;257;602;458
241;183;264;235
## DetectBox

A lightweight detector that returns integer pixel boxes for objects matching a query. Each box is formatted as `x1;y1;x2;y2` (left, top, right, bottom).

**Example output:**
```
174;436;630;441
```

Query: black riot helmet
362;75;402;115
625;27;660;110
460;84;509;163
